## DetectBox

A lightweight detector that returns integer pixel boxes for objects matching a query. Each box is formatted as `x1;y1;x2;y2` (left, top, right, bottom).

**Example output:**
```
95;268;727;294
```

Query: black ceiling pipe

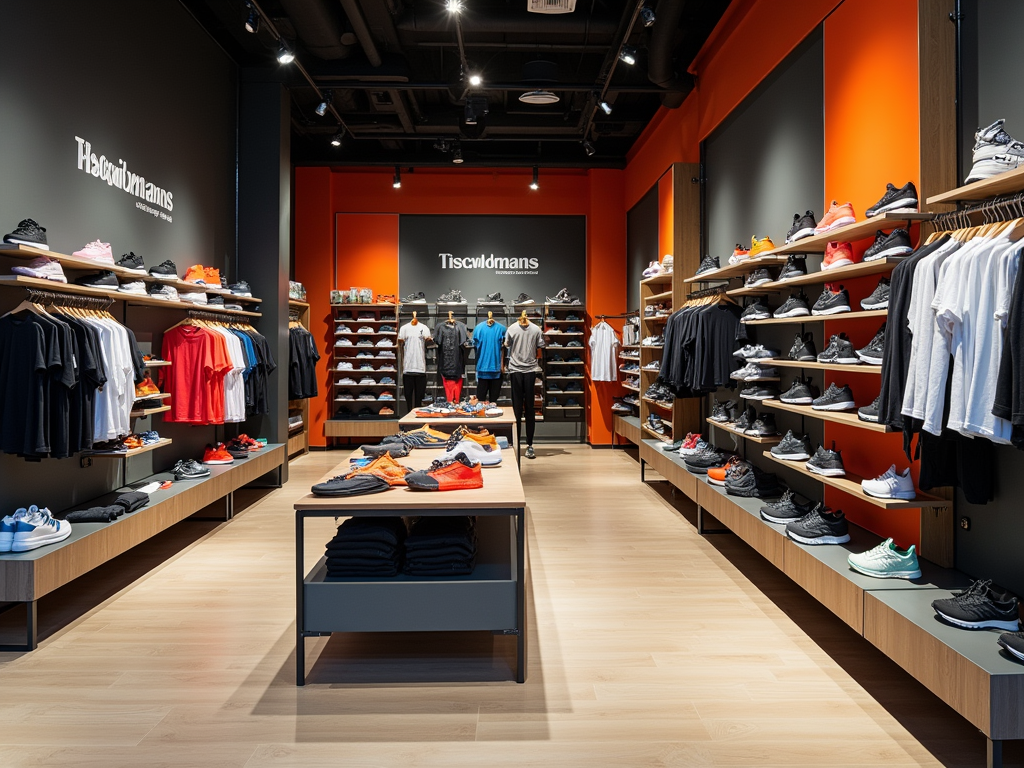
647;0;695;108
278;0;355;59
395;10;618;37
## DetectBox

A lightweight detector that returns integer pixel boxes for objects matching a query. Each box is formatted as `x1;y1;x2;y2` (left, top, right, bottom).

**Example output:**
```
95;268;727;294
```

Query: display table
398;407;518;459
293;449;527;685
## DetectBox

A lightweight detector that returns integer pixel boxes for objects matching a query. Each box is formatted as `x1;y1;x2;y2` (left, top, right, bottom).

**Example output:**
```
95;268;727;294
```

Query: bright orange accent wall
334;213;399;297
658;168;674;260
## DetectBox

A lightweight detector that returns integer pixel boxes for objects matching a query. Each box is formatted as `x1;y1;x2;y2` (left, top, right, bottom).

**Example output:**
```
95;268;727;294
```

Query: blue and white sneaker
11;506;72;552
0;507;30;552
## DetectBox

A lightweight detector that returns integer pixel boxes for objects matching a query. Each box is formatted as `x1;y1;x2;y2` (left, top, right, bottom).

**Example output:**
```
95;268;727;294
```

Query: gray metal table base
0;600;36;652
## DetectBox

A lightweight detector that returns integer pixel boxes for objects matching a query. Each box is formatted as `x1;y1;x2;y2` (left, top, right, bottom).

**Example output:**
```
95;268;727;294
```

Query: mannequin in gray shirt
505;315;545;457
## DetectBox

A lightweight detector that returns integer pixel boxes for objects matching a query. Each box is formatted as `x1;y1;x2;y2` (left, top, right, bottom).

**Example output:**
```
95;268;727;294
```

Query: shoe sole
860;300;889;310
760;510;805;524
745;279;772;287
857;353;883;365
707;477;726;486
10;268;67;282
933;611;1020;631
742;314;771;321
203;458;234;464
814;216;856;233
11;528;72;552
864;245;914;261
822;258;855;269
4;237;50;249
998;639;1024;661
862;487;916;500
786;531;851;545
118;266;149;275
777;272;807;281
816;357;860;365
176;473;211;480
772;308;810;318
770;451;811;460
868;199;919;216
811;305;852;315
848;561;922;579
812;401;856;411
786;227;816;243
740;393;777;400
0;533;13;552
805;464;846;476
780;396;813;405
858;413;880;422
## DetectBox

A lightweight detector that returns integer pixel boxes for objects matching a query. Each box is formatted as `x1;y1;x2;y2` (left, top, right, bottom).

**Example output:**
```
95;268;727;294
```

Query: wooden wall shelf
926;164;1024;204
742;309;888;325
706;418;782;444
761;399;892;433
759;212;934;256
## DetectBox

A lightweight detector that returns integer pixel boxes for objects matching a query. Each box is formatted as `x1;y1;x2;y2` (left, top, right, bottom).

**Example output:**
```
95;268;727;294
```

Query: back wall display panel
399;215;586;305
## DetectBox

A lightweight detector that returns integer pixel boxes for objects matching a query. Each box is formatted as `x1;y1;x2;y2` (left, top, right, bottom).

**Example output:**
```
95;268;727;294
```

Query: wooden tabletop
399;406;515;428
294;447;526;510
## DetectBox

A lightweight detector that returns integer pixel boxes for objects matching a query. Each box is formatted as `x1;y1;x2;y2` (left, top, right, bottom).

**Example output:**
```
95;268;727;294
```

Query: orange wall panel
658;169;674;260
334;213;399;298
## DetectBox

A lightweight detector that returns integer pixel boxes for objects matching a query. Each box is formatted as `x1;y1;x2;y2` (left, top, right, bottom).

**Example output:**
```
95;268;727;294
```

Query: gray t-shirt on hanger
505;321;545;373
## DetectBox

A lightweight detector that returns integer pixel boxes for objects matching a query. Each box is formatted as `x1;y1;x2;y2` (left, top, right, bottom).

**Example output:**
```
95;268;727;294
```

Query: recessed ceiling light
519;90;560;105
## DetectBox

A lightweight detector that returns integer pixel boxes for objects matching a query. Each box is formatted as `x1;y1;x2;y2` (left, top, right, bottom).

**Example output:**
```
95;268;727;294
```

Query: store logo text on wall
75;137;174;223
438;252;539;276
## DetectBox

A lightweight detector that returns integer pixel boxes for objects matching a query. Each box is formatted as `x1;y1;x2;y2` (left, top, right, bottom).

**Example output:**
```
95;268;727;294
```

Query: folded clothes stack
403;516;477;576
61;491;150;523
325;517;407;577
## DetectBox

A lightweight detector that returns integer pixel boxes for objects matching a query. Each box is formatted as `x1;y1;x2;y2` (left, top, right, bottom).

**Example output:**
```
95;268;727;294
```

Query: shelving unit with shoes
638;278;673;443
541;303;586;433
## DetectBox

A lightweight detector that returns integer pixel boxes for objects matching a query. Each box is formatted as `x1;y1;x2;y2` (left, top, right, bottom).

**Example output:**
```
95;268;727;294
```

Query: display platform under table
293;449;528;685
398;407;517;460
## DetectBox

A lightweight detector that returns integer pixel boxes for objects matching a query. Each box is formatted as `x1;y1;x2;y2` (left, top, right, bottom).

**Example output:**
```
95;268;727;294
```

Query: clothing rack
933;192;1024;231
187;308;252;324
22;287;115;311
687;286;728;300
596;311;640;320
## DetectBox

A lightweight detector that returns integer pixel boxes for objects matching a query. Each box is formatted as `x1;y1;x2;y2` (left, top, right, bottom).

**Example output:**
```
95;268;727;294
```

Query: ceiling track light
468;73;482;87
640;4;656;27
618;46;637;66
277;40;295;64
599;100;613;115
244;2;260;33
582;140;596;157
315;90;333;117
529;166;539;190
446;0;464;13
452;142;464;164
393;166;402;189
330;130;344;147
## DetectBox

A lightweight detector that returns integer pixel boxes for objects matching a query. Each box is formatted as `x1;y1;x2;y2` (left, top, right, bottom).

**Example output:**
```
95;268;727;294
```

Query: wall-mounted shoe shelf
705;418;782;444
757;358;882;375
927;164;1024;204
683;255;789;284
759;212;935;256
83;437;173;458
740;309;889;325
760;399;892;433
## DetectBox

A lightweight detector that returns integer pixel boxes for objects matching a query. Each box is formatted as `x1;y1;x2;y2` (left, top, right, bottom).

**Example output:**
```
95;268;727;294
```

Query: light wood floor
0;445;1019;767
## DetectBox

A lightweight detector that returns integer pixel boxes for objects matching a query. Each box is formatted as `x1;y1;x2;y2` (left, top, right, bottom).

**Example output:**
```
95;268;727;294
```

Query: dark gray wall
626;186;659;311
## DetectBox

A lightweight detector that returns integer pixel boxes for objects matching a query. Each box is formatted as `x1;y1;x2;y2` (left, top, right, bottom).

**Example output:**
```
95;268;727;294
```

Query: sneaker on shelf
866;182;919;217
149;260;179;279
966;119;1024;183
208;294;226;307
785;210;817;243
203;443;235;465
787;332;817;361
861;464;916;499
739;383;779;401
477;292;504;305
812;382;856;411
733;344;758;359
759;490;814;524
438;289;466;303
732;405;756;432
75;270;119;289
770;430;813;461
772;293;811;319
115;252;147;274
740;299;772;322
514;292;534;305
657;438;684;452
749;235;776;258
3;218;49;249
746;413;778;436
863;229;913;261
745;268;774;287
229;280;252;297
786;503;850;545
817;334;859;365
806;442;846;476
861;277;890;310
135;374;161;397
0;507;32;552
848;538;922;579
642;260;666;278
70;240;115;266
811;284;851;315
661;254;674;273
725;463;783;498
118;278;147;295
856;324;886;365
778;255;808;281
779;377;816;405
10;506;71;552
997;631;1024;662
401;291;427;304
696;254;720;275
744;344;780;361
180;291;208;305
707;456;747;486
172;459;211;480
932;579;1021;630
728;244;751;265
814;201;857;234
677;434;705;456
683;447;731;473
858;395;881;423
406;453;484;491
822;241;857;270
10;255;67;282
203;266;221;285
709;398;737;423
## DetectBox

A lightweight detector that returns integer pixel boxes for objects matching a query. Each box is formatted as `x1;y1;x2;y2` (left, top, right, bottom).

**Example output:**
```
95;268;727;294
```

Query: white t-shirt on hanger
398;322;432;374
588;321;620;381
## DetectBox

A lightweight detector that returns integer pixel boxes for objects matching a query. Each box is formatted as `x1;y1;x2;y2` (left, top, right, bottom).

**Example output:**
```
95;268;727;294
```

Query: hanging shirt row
288;324;320;400
659;299;745;396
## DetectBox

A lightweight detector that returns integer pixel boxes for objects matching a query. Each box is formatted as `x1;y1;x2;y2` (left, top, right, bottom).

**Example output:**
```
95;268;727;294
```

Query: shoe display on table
3;218;48;249
745;268;774;287
931;579;1021;630
313;472;391;497
770;430;813;461
806;443;846;476
11;255;67;282
725;463;783;498
72;240;115;266
812;382;856;411
749;235;776;258
148;283;179;301
730;243;750;263
7;506;71;552
814;201;857;234
228;434;262;452
778;255;807;281
773;293;811;319
822;241;857;271
149;259;178;278
759;489;814;524
438;439;502;467
785;210;817;243
695;254;720;275
203;443;234;465
858;395;881;423
406;453;484;491
75;270;119;289
786;503;850;545
732;405;756;433
739;383;779;401
856;324;886;365
707;456;747;486
861;464;916;499
997;631;1024;662
817;334;859;365
746;413;778;436
811;284;851;315
642;260;666;278
866;182;919;217
861;277;890;310
787;332;817;361
683;447;731;474
119;279;147;295
847;538;921;579
401;291;427;304
863;228;913;261
0;507;31;552
437;288;466;303
344;453;413;486
172;459;211;480
779;377;816;405
677;434;705;456
382;425;451;448
657;438;683;452
966;119;1024;183
740;299;771;321
115;252;147;274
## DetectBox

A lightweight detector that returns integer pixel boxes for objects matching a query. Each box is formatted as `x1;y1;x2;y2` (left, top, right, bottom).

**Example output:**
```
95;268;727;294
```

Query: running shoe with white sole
861;464;916;499
806;443;846;476
931;580;1021;630
848;538;922;579
866;182;919;217
11;506;71;552
11;256;67;282
812;383;856;411
863;228;913;261
786;503;850;545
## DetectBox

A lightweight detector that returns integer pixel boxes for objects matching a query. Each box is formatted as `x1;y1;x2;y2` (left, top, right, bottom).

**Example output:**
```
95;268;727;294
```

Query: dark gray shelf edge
616;415;641;430
305;557;514;585
0;444;285;563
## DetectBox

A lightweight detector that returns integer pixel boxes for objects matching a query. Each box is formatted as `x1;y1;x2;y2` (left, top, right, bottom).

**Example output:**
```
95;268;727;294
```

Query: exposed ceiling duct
646;0;695;108
278;0;355;59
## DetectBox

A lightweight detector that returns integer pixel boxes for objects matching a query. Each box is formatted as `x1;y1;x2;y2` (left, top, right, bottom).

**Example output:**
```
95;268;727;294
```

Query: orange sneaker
822;241;857;270
379;405;395;416
123;435;144;449
814;201;856;234
707;456;744;486
203;266;221;285
452;426;499;450
749;235;777;258
135;374;161;397
345;453;412;486
405;453;483;491
183;265;207;284
730;243;750;264
203;443;234;464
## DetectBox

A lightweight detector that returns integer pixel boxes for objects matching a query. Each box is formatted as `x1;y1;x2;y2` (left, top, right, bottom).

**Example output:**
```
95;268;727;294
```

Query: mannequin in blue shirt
473;312;506;403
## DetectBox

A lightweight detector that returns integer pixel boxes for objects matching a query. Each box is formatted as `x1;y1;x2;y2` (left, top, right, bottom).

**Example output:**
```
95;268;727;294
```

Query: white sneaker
966;119;1024;183
438;439;502;466
11;256;68;283
180;291;208;304
11;506;72;552
0;507;31;552
642;260;665;278
861;465;916;500
661;254;674;273
118;280;147;295
72;240;115;266
848;538;921;579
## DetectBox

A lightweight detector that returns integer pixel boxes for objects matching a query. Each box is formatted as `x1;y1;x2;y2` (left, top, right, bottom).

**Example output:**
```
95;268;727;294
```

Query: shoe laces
950;579;993;604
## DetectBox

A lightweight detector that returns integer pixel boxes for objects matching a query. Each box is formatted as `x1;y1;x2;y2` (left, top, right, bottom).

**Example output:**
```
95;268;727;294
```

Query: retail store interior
2;0;1024;766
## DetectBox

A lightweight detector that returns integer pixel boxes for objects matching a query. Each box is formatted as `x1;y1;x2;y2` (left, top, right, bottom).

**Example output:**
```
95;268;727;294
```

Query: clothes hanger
487;310;494;326
3;292;47;317
411;310;418;325
518;310;530;326
447;310;454;324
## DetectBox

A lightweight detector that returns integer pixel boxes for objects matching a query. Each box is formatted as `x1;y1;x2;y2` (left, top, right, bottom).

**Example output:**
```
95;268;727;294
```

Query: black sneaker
477;292;503;305
778;255;807;281
75;270;119;288
860;277;890;310
785;210;817;243
173;459;211;480
229;280;252;296
817;334;859;365
740;383;779;400
856;324;886;365
745;268;774;287
783;333;815;362
3;218;48;249
857;395;880;423
806;442;846;476
696;255;720;275
438;289;466;303
931;580;1021;630
740;299;771;321
997;631;1024;661
779;377;815;405
726;464;783;498
148;283;179;301
401;291;427;304
812;382;856;411
866;182;919;217
149;260;178;278
811;284;851;315
116;252;147;274
747;413;778;436
208;294;226;307
786;503;850;545
312;472;391;497
773;293;810;318
863;228;913;261
514;292;534;305
760;489;814;523
770;430;813;460
709;398;734;423
684;447;730;473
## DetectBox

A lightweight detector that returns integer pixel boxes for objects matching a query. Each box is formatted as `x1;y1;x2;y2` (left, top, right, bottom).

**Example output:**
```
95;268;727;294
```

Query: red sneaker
405;453;483;491
203;443;234;465
822;241;856;271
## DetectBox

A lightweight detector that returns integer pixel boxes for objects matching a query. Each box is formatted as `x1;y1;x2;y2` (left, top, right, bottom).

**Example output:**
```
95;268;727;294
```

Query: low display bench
612;414;641;447
399;407;517;460
0;444;285;651
294;449;527;686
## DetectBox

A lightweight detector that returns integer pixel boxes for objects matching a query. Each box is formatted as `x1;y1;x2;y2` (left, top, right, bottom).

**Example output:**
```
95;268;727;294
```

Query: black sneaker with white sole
746;413;778;436
806;443;846;476
745;268;774;287
931;580;1021;631
787;332;817;361
998;631;1024;662
779;378;816;405
786;503;850;545
817;334;859;365
3;218;49;249
696;254;720;275
866;182;919;217
856;324;886;365
477;292;503;305
229;280;252;297
116;252;147;274
173;459;211;480
746;345;780;360
732;405;756;432
770;430;813;460
401;291;427;304
149;260;178;278
860;277;890;310
811;284;851;315
725;464;783;498
773;293;811;318
785;211;817;243
812;383;856;411
740;384;779;400
778;255;807;281
858;395;881;423
863;228;913;261
439;289;467;303
683;447;730;473
514;292;534;305
740;300;771;321
760;489;814;523
75;270;119;288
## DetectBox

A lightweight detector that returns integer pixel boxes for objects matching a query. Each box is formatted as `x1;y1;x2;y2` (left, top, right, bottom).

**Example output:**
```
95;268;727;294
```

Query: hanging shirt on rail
433;320;469;379
472;320;506;379
588;321;620;382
